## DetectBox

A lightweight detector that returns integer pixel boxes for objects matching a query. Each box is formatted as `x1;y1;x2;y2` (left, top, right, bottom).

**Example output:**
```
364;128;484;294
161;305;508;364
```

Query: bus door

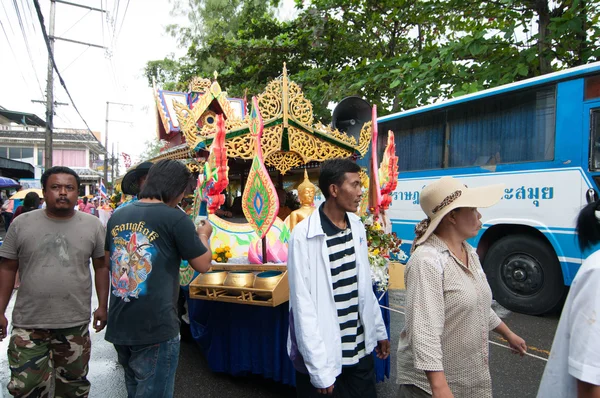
587;103;600;193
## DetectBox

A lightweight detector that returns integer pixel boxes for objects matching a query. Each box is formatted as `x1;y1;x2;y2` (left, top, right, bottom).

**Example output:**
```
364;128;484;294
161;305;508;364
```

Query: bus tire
483;234;566;315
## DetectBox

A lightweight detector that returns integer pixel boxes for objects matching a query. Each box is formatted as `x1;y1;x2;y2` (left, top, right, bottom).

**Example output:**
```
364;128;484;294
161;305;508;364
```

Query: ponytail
576;200;600;251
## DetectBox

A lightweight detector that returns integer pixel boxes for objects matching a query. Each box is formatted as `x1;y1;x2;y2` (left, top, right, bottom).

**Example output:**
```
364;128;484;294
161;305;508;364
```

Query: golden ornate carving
288;126;354;163
356;121;372;157
167;64;372;170
188;76;212;92
173;100;200;148
149;144;194;162
186;160;205;173
288;83;313;127
314;122;358;146
261;125;283;159
265;151;304;175
257;79;283;121
225;134;256;159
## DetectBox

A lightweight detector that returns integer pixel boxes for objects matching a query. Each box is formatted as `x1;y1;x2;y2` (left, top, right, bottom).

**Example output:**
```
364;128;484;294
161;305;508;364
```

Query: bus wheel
483;234;566;315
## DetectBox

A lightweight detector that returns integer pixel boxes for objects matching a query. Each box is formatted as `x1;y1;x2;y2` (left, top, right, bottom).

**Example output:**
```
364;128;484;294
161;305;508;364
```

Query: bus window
381;112;445;171
591;110;600;170
447;87;556;167
585;74;600;100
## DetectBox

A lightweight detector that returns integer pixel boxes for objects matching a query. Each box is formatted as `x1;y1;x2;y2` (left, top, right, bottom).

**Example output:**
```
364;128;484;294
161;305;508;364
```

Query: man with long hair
104;159;213;397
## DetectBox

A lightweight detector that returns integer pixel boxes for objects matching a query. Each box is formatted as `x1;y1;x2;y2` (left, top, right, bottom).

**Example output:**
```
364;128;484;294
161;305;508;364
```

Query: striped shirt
320;205;367;366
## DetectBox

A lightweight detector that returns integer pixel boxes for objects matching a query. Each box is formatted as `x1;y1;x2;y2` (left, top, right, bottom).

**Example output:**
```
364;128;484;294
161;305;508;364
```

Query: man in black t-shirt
105;160;213;398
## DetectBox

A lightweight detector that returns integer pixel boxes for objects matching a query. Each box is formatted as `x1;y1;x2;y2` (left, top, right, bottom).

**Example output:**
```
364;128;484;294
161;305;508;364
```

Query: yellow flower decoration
224;246;231;251
216;248;223;254
212;254;218;260
226;252;232;258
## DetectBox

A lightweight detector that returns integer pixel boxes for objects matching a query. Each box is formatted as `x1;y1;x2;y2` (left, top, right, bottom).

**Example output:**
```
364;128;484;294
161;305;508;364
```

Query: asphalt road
0;289;559;398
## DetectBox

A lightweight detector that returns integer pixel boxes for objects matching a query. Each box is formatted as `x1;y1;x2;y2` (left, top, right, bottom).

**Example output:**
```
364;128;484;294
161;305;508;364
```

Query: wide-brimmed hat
121;161;153;195
413;176;505;247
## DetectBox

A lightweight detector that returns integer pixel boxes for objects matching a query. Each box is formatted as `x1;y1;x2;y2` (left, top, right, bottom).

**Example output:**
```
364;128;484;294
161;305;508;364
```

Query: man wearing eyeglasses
0;166;108;397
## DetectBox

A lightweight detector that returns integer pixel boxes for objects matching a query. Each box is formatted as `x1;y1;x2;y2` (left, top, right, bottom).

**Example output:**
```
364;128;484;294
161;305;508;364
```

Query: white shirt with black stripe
320;205;367;367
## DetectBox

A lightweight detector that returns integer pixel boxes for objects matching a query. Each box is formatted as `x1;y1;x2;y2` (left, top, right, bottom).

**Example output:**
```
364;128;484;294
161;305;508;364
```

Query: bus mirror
586;188;598;204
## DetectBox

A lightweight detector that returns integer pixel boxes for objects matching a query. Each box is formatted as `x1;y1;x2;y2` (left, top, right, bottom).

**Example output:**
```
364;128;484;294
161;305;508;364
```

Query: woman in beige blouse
397;177;527;398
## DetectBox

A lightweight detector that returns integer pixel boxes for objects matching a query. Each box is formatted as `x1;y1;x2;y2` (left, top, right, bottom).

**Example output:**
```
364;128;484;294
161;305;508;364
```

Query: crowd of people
0;158;598;398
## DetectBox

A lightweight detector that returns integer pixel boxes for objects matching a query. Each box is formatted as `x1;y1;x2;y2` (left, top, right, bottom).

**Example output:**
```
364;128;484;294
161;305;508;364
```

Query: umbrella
0;177;19;189
10;189;43;200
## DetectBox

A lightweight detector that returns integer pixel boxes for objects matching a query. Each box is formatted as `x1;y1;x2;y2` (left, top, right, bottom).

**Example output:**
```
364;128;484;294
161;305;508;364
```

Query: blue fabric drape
186;288;391;387
391;113;445;172
448;87;555;167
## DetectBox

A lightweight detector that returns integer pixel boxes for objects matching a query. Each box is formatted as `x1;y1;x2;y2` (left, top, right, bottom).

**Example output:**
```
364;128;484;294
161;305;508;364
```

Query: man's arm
91;255;110;333
0;257;18;340
187;222;212;273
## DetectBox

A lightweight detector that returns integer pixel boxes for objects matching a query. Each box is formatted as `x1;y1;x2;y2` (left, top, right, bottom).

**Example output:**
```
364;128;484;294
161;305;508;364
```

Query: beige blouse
396;235;501;398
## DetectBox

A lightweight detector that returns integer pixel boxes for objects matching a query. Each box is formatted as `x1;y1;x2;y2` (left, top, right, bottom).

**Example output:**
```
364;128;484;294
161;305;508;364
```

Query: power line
115;0;130;41
0;18;35;97
60;45;91;73
59;9;92;37
32;0;98;147
112;0;120;40
100;0;105;47
12;0;45;98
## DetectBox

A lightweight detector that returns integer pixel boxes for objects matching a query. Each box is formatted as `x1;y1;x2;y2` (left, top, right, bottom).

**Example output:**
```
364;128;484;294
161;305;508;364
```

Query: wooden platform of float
188;264;289;307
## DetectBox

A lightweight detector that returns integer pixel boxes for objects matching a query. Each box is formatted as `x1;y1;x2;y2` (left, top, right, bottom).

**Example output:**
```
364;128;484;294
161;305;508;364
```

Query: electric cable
32;0;106;156
12;0;45;98
0;18;36;97
114;0;130;41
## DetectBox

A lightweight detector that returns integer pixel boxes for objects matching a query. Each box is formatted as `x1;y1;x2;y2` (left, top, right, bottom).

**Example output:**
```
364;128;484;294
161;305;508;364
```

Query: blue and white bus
379;61;600;315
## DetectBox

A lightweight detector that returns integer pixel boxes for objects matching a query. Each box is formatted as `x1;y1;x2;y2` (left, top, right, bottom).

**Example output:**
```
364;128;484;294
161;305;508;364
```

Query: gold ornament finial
213;71;219;80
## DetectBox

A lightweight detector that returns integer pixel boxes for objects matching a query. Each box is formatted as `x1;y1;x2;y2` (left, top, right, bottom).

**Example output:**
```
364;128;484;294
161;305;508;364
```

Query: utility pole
104;102;109;185
44;0;56;170
41;0;106;171
104;102;132;188
111;142;115;195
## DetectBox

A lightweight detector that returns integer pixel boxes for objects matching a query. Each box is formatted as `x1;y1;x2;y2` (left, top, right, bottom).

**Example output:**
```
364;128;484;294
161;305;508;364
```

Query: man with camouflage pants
0;166;109;397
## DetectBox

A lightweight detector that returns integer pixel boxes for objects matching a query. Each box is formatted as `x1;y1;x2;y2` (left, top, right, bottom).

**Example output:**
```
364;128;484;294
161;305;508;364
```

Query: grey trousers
397;384;432;398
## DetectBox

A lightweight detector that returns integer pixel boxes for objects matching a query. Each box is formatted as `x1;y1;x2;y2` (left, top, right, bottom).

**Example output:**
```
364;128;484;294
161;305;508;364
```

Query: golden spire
298;168;314;193
282;63;289;128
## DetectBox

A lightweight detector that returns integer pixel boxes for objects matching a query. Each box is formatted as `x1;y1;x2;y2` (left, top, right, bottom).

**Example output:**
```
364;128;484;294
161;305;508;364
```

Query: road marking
379;303;549;363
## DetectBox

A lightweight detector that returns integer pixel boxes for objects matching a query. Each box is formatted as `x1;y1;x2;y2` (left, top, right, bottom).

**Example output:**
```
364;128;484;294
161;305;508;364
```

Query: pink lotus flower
248;239;288;264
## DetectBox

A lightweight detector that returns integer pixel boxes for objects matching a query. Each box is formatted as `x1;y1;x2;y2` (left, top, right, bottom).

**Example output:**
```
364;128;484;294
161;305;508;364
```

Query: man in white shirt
287;158;389;398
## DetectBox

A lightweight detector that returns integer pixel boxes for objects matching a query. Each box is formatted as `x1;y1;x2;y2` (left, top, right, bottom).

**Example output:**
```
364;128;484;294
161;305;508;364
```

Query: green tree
139;139;167;161
145;0;600;118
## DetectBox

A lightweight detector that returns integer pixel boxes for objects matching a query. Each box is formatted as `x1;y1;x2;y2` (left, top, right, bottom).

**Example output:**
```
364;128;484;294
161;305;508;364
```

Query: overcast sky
1;0;297;170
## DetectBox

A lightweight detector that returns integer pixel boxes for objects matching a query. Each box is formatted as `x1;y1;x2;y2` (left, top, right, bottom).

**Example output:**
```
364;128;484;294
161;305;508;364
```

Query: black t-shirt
104;201;207;345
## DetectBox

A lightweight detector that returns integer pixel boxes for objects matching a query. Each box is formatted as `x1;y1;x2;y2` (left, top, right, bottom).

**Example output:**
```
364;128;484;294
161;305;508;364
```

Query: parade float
146;65;402;386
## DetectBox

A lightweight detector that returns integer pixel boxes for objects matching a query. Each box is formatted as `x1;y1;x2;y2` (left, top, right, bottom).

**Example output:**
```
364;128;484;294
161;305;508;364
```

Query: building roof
71;167;102;180
0;157;35;179
0;108;45;127
0;126;105;154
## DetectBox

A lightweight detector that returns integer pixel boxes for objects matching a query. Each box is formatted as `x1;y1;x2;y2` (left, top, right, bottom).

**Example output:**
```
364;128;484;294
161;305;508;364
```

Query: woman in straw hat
396;176;527;398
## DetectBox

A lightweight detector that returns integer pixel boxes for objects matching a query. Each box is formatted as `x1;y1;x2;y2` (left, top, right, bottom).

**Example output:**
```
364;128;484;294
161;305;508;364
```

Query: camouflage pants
7;324;91;398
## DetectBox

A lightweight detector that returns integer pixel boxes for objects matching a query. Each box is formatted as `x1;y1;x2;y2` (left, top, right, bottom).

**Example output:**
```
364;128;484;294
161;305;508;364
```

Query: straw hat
413;176;505;248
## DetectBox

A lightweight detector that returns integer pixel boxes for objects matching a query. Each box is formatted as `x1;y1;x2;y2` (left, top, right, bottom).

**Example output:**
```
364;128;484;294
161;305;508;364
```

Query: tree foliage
145;0;600;120
139;139;167;161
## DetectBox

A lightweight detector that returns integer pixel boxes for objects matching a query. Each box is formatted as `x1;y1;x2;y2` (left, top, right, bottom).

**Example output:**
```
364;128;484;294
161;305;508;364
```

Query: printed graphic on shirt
110;222;159;302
